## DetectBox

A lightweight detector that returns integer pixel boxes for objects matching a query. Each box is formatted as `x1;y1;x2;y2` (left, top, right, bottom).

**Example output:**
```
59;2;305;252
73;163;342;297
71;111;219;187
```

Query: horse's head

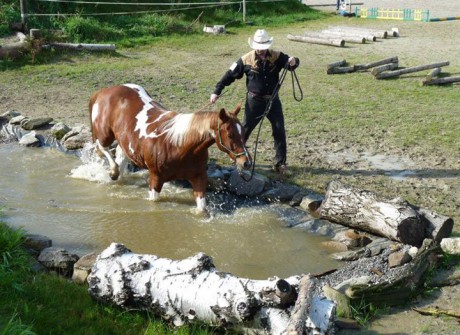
215;104;252;173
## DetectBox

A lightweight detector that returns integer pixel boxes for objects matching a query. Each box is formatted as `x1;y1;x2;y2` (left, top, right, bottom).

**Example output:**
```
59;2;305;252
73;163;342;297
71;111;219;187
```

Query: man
210;29;299;174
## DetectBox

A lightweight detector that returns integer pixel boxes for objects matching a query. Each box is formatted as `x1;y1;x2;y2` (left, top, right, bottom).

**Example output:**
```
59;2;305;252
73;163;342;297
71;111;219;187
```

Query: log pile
327;56;459;85
291;25;398;48
87;243;337;335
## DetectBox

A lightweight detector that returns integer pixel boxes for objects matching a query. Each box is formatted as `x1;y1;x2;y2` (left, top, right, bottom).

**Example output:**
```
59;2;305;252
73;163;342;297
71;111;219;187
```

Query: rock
334;275;373;294
23;233;52;252
38;247;80;277
19;131;41;147
226;169;268;197
10;115;27;125
388;250;412;268
333;229;372;249
21;117;53;130
207;163;226;191
299;192;324;211
72;252;98;284
50;122;71;140
440;237;460;255
61;125;92;150
261;181;303;203
322;241;348;252
323;285;351;318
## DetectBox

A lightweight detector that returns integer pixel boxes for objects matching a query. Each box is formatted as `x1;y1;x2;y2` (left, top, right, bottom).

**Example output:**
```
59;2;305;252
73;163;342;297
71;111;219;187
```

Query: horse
89;84;252;213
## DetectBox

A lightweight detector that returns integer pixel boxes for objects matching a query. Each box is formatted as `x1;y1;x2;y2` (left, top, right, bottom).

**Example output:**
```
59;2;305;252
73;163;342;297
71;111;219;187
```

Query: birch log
43;42;116;51
287;34;345;47
304;31;365;44
317;181;427;247
328;26;388;39
371;62;399;76
320;29;376;42
355;56;398;72
375;61;450;79
88;243;336;334
420;76;460;86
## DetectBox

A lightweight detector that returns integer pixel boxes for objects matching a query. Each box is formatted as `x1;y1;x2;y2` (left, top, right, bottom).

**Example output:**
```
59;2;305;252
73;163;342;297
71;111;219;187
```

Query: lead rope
241;62;303;182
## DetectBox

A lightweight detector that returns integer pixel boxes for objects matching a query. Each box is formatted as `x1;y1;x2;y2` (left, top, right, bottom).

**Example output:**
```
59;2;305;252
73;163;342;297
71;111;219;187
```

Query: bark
327;66;356;74
355;56;398;72
326;59;347;71
420;75;460;86
327;26;388;39
413;206;454;242
304;31;365;44
88;243;336;334
317;180;427;247
371;62;399;76
285;275;317;335
375;61;450;79
320;29;376;42
287;34;345;47
425;67;442;81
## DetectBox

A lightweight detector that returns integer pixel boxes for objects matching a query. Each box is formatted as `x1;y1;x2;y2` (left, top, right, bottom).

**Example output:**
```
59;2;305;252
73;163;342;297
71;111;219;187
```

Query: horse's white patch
124;84;172;139
148;189;160;201
236;123;243;136
164;113;194;146
196;196;206;212
128;142;135;155
91;102;100;124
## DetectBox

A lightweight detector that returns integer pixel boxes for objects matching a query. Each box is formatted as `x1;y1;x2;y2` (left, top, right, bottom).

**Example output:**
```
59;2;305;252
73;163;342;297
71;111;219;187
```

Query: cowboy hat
248;29;273;50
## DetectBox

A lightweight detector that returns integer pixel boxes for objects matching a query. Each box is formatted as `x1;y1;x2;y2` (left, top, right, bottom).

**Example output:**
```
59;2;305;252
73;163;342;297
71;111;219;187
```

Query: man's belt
247;91;273;100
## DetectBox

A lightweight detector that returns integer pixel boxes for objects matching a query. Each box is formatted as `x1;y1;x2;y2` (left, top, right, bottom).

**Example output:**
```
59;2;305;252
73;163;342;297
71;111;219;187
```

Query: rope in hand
240;62;303;182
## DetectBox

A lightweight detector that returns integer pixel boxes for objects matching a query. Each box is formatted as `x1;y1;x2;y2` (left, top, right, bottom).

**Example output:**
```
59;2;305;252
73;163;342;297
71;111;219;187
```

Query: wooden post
242;0;246;23
287;34;345;47
355;56;398;72
19;0;28;27
375;61;450;79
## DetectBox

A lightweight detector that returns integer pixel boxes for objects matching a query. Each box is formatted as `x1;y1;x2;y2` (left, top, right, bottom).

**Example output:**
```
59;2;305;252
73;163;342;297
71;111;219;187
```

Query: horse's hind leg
95;139;119;180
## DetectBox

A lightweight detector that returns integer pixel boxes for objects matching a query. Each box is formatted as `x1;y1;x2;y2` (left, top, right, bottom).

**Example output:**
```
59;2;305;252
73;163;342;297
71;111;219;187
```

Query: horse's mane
164;111;218;147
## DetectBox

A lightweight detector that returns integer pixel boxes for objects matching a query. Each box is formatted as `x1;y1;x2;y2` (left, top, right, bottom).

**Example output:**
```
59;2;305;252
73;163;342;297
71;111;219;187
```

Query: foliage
350;298;389;326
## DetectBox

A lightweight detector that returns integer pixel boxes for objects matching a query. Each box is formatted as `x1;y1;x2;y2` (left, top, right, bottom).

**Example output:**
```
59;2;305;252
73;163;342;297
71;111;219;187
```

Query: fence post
20;0;28;27
242;0;246;23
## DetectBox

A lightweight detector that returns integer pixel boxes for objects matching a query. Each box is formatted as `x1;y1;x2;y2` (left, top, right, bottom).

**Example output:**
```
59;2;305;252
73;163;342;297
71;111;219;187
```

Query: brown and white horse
89;84;252;213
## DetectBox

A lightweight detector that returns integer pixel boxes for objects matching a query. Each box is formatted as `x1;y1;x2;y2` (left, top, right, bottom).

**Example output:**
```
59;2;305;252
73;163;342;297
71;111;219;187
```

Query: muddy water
0;143;340;279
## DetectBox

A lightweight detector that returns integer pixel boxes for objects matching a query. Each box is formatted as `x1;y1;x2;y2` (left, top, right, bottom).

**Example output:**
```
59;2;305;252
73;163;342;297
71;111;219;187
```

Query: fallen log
326;59;347;73
320;29;376;42
355;56;398;71
424;67;442;81
42;42;116;51
327;26;388;39
317;180;427;247
375;61;450;79
327;66;356;74
287;34;345;47
414;206;454;242
420;75;460;86
88;243;337;334
285;275;317;334
304;31;365;44
370;62;399;76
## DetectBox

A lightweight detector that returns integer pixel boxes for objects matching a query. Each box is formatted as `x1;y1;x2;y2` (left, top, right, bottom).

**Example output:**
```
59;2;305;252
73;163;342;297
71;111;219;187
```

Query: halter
217;117;249;159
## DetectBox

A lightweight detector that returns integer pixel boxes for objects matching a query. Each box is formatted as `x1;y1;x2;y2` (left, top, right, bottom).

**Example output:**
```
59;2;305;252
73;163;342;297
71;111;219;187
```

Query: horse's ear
219;108;230;122
232;103;242;117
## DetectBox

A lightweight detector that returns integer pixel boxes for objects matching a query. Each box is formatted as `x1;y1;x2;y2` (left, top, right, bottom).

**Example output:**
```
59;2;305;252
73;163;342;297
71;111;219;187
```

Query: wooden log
413;206;454;242
287;34;345;47
420;75;460;86
424;67;442;81
327;66;356;74
375;61;450;79
317;180;427;247
326;59;347;71
321;29;376;42
327;26;388;39
88;243;336;334
370;62;399;76
304;31;365;44
285;275;317;335
44;42;116;51
355;56;398;71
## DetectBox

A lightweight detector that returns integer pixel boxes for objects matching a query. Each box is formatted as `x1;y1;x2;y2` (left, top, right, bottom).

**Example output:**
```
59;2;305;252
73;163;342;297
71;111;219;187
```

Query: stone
72;252;98;284
50;122;71;140
23;233;52;252
323;285;351;318
261;181;303;202
226;169;267;197
38;247;80;277
61;125;92;150
21;117;54;130
19;131;41;147
1;110;22;120
440;238;460;255
388;250;412;268
334;275;373;294
299;192;324;211
321;241;348;252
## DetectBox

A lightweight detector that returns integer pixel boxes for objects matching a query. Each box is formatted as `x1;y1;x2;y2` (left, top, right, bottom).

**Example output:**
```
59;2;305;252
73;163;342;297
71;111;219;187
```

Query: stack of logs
288;26;399;48
327;56;460;86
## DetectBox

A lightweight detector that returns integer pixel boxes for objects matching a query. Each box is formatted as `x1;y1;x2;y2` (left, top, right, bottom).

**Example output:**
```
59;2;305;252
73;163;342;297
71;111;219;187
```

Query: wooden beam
375;61;450;79
287;34;345;47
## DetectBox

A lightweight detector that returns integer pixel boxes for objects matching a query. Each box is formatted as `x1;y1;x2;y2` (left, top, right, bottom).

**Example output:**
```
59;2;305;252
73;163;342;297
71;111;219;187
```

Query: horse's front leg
95;140;119;180
148;172;163;201
189;176;208;215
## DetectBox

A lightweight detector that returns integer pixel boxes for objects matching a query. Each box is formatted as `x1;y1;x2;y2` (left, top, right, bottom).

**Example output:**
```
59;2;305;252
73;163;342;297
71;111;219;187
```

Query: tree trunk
43;43;116;51
287;34;345;47
371;62;399;76
88;243;336;334
328;26;389;39
420;75;460;86
304;31;365;44
320;29;376;42
285;275;317;335
327;66;356;74
356;56;398;72
317;180;427;247
375;61;450;79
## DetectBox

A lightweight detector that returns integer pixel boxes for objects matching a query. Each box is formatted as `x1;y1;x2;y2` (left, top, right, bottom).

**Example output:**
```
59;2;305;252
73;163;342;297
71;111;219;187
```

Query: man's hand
210;93;219;103
288;57;296;67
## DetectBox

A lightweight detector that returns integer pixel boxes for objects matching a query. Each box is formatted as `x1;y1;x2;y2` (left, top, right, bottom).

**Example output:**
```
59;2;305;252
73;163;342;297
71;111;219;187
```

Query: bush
63;16;125;42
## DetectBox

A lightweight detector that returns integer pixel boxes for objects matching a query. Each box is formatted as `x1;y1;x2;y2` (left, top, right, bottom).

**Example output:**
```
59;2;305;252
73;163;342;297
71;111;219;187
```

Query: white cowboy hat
248;29;273;50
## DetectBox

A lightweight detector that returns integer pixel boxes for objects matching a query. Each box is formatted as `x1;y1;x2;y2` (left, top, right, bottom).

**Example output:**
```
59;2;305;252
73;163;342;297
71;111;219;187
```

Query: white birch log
420;75;460;86
327;26;389;39
304;31;365;44
88;243;337;334
285;275;317;334
287;34;345;47
320;29;376;42
371;62;399;76
43;42;116;51
375;61;450;79
355;56;398;72
317;180;427;247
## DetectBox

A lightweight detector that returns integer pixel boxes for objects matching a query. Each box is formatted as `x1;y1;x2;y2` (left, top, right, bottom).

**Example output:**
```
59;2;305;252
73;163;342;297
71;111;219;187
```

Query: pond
0;143;341;279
